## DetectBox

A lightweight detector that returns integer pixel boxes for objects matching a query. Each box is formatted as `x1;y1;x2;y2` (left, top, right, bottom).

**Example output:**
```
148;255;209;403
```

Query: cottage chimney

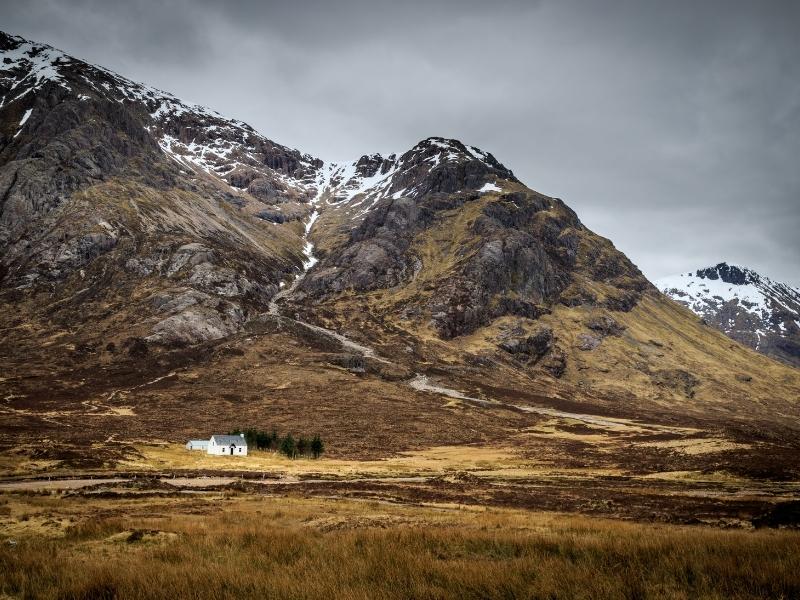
240;433;245;438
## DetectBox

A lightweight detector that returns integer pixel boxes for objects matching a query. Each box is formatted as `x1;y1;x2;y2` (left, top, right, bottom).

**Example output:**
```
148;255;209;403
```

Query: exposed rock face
0;31;314;345
377;138;516;198
540;346;567;378
302;179;649;339
147;307;243;346
696;263;753;285
585;315;626;337
658;263;800;367
495;324;566;377
302;196;423;293
498;326;554;358
577;333;602;351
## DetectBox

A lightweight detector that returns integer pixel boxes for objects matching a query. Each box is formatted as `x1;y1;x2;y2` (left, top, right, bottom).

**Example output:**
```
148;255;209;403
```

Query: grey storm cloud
2;0;799;284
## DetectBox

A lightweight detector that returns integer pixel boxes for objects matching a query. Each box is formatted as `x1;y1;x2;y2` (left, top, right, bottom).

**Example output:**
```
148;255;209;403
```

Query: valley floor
1;491;799;599
3;305;800;597
1;442;799;528
3;397;800;599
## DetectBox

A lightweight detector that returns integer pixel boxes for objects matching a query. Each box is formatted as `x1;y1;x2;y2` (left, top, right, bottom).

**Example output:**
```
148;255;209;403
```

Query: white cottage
207;434;248;456
186;440;209;451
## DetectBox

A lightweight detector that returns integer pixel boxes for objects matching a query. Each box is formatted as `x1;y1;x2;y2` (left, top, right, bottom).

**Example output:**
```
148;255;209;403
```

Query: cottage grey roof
210;434;247;446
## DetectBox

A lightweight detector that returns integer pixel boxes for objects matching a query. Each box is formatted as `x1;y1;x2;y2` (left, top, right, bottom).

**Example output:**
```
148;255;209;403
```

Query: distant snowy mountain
657;263;800;366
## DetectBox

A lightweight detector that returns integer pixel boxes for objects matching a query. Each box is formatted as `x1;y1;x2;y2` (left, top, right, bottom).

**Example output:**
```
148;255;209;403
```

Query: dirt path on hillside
410;373;698;434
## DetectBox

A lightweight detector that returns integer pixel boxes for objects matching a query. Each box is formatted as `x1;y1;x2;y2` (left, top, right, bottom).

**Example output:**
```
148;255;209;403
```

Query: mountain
1;31;800;471
657;263;800;367
0;30;646;348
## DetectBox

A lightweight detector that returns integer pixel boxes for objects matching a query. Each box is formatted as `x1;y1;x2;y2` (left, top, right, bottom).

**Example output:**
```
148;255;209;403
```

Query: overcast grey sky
3;0;799;284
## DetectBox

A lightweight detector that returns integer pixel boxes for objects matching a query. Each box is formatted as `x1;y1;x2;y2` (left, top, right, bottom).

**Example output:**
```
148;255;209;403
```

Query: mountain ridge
1;30;511;221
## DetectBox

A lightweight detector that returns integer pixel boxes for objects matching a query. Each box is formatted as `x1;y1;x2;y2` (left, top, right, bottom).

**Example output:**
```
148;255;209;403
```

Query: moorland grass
1;494;799;599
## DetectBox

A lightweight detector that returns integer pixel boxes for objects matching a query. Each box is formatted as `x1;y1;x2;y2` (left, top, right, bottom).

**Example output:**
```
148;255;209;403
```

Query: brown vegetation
1;493;799;599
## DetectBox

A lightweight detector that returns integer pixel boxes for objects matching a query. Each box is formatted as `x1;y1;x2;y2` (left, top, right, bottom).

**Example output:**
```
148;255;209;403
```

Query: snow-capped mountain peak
312;136;517;217
657;263;800;365
658;264;769;312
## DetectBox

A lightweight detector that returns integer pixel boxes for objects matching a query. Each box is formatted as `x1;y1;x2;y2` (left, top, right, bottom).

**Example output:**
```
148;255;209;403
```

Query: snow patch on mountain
12;108;32;138
478;182;503;193
302;209;320;270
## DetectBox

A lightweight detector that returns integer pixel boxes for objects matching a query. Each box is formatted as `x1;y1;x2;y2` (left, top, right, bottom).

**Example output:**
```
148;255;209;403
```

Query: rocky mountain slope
1;31;799;464
657;263;800;367
0;30;322;345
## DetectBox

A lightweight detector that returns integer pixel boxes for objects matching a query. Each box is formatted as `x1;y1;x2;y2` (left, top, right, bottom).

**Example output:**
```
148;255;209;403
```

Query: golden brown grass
1;493;798;599
506;293;800;422
122;443;533;478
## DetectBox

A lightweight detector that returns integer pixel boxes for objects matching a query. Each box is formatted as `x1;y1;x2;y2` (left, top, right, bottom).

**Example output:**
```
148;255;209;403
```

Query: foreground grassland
1;493;798;600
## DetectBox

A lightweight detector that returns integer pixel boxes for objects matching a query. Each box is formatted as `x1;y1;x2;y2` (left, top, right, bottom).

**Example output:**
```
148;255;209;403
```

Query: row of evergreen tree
229;428;324;459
